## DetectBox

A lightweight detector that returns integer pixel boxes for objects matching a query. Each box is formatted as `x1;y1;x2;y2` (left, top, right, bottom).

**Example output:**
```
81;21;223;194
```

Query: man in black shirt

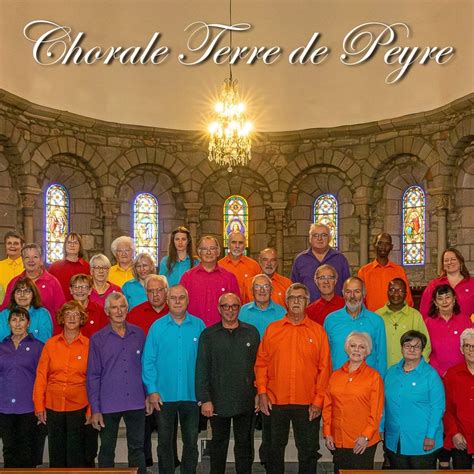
196;292;260;473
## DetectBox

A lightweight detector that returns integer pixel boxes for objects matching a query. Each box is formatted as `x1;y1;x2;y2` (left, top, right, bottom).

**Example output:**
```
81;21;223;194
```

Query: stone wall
0;88;473;284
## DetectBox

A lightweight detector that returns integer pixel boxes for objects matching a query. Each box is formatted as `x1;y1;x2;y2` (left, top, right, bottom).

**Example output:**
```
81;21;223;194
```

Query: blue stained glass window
314;194;338;249
224;195;249;249
45;184;69;263
402;185;425;265
133;193;159;263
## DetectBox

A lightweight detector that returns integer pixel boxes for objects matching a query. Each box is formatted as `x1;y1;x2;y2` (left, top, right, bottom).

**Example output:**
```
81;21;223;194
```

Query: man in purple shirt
87;292;147;474
291;223;350;302
180;236;240;326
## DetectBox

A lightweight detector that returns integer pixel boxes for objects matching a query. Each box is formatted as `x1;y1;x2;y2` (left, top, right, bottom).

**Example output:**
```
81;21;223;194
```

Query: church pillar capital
19;187;41;243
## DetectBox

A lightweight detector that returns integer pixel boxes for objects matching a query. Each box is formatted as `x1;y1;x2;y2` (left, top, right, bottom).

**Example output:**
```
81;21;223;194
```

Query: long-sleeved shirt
48;258;90;300
306;295;345;326
0;334;43;414
108;265;134;288
238;300;286;338
159;256;199;287
0;256;24;300
196;321;259;417
127;301;168;335
383;358;445;455
180;264;240;327
357;259;413;311
425;313;472;377
376;304;431;367
443;362;474;453
33;332;89;413
0;306;52;343
218;255;261;300
87;323;146;414
291;248;350;302
122;278;147;310
323;361;384;448
324;305;387;376
255;316;332;407
420;276;474;319
242;272;292;308
2;270;65;335
142;313;205;402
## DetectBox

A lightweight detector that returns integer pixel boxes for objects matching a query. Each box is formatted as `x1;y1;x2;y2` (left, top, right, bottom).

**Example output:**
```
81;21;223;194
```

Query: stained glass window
314;194;338;249
224;195;249;250
133;193;159;263
45;184;69;264
402;185;425;265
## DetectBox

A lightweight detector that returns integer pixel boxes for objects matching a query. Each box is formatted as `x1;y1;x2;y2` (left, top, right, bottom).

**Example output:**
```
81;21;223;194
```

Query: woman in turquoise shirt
122;253;156;310
384;330;445;470
0;278;52;343
159;226;199;286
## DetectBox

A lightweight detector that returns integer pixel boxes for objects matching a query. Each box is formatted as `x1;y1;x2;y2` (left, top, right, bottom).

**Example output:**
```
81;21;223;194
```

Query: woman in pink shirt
88;254;121;308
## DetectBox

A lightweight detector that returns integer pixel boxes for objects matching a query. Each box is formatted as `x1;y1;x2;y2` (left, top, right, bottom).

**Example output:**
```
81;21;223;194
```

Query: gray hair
460;328;474;351
344;331;373;356
132;253;156;279
104;291;127;314
314;264;338;280
90;253;111;269
285;283;310;305
309;222;331;238
252;273;272;287
111;236;135;256
144;274;168;289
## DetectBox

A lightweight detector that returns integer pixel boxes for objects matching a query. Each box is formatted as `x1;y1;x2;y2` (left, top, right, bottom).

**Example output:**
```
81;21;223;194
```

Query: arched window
45;184;69;264
223;195;249;250
314;194;338;249
133;193;159;264
402;185;426;265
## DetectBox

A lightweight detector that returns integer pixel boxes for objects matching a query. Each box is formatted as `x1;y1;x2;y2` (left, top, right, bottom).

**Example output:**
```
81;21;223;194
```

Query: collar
164;312;192;326
3;333;36;344
343;304;368;320
196;263;222;273
371;259;396;269
58;331;88;345
247;300;275;313
341;360;367;374
5;256;23;265
112;265;133;273
379;303;410;316
105;321;136;337
396;357;426;374
282;314;311;327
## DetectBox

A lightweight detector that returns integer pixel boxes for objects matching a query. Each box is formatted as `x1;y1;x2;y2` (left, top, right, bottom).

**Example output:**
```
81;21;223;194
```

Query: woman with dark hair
384;330;445;470
159;226;198;286
122;253;156;310
0;307;44;467
420;247;474;318
425;284;472;378
49;232;90;300
0;277;52;343
33;300;91;468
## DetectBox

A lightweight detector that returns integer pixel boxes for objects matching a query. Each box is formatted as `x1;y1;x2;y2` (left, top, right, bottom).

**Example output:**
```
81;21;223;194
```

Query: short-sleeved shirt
108;265;134;288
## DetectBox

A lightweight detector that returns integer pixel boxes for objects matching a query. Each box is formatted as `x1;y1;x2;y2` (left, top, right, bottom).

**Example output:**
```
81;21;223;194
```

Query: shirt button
26;347;31;351
11;399;15;403
90;320;95;325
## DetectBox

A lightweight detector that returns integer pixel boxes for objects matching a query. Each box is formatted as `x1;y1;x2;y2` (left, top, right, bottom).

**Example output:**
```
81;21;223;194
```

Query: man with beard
218;231;260;301
358;232;413;311
324;276;387;375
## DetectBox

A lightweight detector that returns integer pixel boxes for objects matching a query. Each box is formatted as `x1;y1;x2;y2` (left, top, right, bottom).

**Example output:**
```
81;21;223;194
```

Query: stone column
183;203;203;245
101;199;119;260
269;202;287;269
19;187;41;243
353;198;370;266
432;192;450;273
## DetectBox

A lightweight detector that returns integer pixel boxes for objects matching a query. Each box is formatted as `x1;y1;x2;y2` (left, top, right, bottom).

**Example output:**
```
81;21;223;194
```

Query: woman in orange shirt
33;300;90;468
323;331;384;474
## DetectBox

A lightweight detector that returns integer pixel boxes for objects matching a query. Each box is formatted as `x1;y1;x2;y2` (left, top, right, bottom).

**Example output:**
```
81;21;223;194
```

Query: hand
36;411;47;425
201;401;215;418
308;404;321;421
452;433;467;451
353;436;369;454
254;395;260;413
423;437;435;451
258;393;272;416
148;393;163;413
325;436;335;451
91;413;105;431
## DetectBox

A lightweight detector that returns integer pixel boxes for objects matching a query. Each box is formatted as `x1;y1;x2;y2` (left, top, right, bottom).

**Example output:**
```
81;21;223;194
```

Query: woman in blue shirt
0;278;52;343
122;253;156;310
384;329;445;470
159;226;198;286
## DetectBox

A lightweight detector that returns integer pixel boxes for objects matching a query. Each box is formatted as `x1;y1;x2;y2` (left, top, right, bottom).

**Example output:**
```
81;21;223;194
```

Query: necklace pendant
393;322;399;329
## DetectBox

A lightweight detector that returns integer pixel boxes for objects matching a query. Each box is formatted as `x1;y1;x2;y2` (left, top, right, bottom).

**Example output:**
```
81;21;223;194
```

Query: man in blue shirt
239;274;286;338
142;284;205;473
324;276;387;376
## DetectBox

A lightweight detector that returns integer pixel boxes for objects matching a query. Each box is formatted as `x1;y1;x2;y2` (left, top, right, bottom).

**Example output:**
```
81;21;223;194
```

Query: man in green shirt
376;278;431;367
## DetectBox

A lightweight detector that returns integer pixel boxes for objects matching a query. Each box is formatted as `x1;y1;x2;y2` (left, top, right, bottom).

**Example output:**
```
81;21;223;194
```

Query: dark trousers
452;448;473;469
386;447;438;470
145;408;158;464
156;401;199;473
332;443;378;474
259;412;271;464
209;410;255;474
0;412;37;467
84;423;99;467
268;405;320;474
99;409;146;474
46;407;88;467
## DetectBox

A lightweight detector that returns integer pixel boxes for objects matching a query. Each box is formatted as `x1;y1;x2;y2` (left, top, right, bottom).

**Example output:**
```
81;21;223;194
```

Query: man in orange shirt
256;283;332;473
218;231;260;299
358;232;413;311
243;248;292;307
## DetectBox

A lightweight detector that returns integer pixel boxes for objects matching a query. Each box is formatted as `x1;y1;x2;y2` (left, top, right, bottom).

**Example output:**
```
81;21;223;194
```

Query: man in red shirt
306;264;345;326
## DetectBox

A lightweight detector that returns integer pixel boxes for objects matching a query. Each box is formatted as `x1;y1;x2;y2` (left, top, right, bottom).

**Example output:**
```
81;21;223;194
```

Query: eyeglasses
311;233;329;239
254;284;271;291
92;266;109;271
462;343;474;352
287;295;308;302
14;288;32;295
388;287;405;294
64;312;81;319
220;303;240;311
168;295;187;302
199;246;218;253
147;287;166;294
116;249;132;254
71;285;90;291
316;276;336;281
135;264;150;270
403;343;422;351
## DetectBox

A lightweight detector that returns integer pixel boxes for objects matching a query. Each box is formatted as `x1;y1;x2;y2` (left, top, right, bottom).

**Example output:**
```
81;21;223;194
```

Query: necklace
387;312;404;330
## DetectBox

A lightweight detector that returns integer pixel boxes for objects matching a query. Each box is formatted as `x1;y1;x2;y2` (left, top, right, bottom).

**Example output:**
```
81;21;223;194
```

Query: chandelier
207;0;252;172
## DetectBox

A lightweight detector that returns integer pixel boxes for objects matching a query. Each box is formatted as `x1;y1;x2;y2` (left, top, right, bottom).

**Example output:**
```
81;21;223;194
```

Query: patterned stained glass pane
45;184;69;264
224;195;249;250
314;194;338;249
402;185;425;265
133;193;159;263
